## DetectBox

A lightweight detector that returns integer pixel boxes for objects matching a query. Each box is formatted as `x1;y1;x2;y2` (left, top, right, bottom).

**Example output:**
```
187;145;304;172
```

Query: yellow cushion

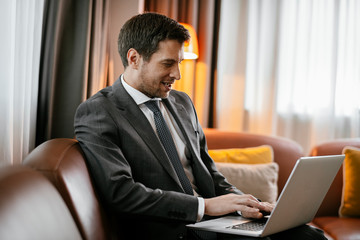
208;145;273;164
339;146;360;217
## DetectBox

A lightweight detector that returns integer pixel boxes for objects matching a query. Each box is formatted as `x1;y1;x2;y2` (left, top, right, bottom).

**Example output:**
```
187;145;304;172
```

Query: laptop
187;155;344;237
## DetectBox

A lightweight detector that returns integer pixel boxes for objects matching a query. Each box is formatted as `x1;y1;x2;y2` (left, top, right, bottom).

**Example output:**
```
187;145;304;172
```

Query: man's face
135;39;184;98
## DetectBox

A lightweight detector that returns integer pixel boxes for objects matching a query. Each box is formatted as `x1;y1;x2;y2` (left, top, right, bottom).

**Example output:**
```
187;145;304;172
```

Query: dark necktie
145;100;194;195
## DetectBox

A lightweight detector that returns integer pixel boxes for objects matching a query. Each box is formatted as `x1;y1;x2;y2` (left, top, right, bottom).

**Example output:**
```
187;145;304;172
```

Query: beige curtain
144;0;220;127
0;0;45;166
216;0;360;153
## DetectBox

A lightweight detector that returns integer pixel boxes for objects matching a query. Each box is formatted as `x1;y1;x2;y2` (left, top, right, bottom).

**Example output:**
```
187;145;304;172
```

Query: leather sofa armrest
0;166;82;239
309;139;360;217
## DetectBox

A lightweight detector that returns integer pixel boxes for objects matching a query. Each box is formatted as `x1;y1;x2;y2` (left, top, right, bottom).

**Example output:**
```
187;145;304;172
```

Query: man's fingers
237;195;264;209
204;194;273;217
241;210;263;219
236;201;264;219
257;201;275;213
234;195;274;219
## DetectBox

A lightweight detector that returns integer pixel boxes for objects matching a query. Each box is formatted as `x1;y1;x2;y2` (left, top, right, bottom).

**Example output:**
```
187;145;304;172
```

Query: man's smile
161;81;174;91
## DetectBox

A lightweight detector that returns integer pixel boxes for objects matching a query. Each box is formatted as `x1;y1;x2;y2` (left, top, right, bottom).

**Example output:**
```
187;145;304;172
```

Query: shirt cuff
197;197;205;222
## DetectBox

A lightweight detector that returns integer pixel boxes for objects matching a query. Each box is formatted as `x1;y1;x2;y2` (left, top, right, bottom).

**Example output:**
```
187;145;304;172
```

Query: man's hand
204;194;274;219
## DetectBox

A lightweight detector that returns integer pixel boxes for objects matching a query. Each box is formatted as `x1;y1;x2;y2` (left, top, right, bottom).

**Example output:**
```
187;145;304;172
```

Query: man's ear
127;48;141;69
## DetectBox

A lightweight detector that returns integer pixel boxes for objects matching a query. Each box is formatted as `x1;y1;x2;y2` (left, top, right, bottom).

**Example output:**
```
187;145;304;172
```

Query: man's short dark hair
118;12;190;68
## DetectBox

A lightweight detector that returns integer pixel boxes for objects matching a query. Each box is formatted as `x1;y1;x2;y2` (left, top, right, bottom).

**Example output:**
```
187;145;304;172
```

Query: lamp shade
180;23;199;59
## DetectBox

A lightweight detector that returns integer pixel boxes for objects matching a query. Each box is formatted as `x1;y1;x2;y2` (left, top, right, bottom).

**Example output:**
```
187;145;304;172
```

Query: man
74;13;325;240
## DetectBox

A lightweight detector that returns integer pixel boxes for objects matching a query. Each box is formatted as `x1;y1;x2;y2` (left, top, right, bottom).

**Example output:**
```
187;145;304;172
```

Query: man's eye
163;63;173;67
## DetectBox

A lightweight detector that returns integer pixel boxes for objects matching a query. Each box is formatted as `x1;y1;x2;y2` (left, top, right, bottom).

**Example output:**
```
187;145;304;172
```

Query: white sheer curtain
216;0;360;153
0;0;44;166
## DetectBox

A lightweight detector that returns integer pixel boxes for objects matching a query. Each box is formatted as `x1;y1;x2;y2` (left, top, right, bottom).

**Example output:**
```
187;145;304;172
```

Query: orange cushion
339;146;360;217
208;145;273;164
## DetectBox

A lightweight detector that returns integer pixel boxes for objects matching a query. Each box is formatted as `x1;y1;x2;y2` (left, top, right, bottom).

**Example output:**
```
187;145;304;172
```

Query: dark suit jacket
74;78;242;239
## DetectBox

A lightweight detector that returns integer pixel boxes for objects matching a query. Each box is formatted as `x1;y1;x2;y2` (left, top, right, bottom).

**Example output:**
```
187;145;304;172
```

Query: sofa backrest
23;138;110;240
0;166;82;240
203;128;304;194
310;139;360;217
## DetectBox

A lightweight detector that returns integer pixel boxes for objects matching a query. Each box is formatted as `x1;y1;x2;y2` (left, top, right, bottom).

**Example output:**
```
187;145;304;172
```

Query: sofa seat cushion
313;216;360;240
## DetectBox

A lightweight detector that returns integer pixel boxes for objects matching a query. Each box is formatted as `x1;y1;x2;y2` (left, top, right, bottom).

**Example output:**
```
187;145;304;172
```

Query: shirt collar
121;75;161;105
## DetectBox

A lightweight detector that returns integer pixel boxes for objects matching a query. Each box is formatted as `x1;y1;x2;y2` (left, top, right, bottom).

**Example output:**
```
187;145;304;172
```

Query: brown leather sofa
203;128;304;194
0;165;82;240
309;139;360;240
0;129;358;239
23;138;111;240
206;130;360;240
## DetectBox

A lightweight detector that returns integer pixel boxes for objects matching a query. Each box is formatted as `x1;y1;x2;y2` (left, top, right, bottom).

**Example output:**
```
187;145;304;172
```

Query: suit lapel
111;79;183;190
163;97;197;153
163;95;214;185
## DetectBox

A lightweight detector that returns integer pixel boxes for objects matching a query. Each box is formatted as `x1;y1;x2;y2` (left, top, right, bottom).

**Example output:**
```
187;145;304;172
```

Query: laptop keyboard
227;218;268;231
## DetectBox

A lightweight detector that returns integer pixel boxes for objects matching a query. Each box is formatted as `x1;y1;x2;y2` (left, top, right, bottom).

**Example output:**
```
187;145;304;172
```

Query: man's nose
170;64;181;80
